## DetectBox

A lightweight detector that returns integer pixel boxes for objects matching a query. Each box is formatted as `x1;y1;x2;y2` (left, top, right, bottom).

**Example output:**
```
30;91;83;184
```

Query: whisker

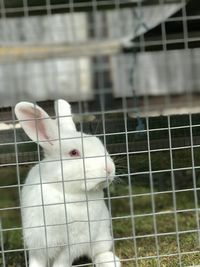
115;167;128;171
112;177;125;186
94;117;101;135
115;165;128;168
113;157;127;163
114;177;124;184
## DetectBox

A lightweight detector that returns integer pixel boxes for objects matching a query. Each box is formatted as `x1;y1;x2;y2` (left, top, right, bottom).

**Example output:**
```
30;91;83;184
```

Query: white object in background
111;48;200;97
107;3;193;101
0;13;92;107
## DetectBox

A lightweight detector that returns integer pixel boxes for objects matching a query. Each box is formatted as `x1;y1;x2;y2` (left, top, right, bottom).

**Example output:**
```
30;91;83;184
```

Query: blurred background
0;0;200;266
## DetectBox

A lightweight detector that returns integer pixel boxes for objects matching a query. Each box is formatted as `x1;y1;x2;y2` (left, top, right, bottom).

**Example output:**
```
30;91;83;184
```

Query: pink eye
69;149;80;157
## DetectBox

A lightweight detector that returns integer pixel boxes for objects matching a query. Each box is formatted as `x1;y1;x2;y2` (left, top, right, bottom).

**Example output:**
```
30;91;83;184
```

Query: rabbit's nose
105;164;114;176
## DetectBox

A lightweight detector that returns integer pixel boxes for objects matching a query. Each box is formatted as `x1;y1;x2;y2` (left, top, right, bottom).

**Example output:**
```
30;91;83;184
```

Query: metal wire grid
1;109;200;266
0;0;198;110
0;1;198;52
0;0;200;267
0;1;185;16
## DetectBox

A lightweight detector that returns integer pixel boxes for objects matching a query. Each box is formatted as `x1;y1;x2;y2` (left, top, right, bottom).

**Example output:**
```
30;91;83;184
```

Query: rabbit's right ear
15;102;58;150
54;99;76;132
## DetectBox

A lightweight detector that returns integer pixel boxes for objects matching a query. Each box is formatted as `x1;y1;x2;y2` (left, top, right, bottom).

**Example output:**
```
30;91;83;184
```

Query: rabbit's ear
15;102;58;150
54;99;76;132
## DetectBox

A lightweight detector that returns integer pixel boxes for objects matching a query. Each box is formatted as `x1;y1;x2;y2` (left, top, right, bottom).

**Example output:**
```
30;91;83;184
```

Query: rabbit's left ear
54;99;76;132
15;102;58;151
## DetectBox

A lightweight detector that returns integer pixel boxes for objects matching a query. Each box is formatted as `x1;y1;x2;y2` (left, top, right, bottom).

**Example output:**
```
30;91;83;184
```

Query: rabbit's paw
94;252;121;267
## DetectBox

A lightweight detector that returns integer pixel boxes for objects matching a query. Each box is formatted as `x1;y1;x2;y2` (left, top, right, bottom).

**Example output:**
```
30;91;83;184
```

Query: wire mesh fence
0;0;200;266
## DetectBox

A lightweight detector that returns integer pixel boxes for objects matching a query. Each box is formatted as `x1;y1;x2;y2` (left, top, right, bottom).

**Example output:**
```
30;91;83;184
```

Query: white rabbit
15;99;121;267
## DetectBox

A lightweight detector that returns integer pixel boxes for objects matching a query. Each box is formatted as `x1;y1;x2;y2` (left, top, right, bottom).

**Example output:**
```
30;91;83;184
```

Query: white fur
15;100;121;267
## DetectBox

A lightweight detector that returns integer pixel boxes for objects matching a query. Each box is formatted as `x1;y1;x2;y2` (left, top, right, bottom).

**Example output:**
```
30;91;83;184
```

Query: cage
0;0;200;266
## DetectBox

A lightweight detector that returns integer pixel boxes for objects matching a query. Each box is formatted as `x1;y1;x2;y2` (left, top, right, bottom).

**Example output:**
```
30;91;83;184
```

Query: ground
0;155;200;267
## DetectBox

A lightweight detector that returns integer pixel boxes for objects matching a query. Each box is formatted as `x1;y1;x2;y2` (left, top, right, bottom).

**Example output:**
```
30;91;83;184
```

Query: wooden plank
1;94;200;118
0;40;121;62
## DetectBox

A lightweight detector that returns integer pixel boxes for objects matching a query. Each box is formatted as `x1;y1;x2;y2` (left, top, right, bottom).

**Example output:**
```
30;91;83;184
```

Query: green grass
110;184;200;266
0;163;200;267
